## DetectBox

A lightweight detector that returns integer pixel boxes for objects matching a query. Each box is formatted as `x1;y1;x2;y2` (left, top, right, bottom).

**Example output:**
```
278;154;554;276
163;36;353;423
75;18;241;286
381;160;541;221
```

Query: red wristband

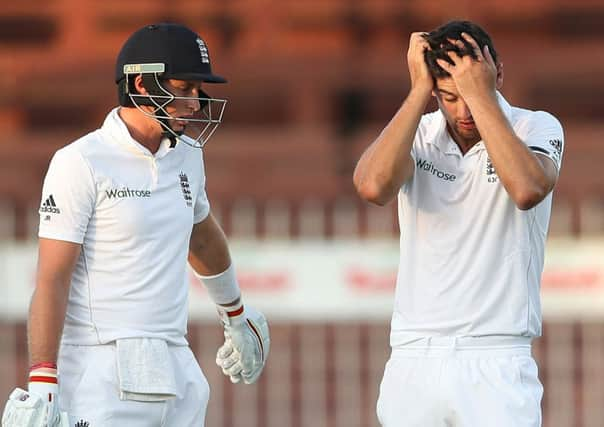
30;362;57;371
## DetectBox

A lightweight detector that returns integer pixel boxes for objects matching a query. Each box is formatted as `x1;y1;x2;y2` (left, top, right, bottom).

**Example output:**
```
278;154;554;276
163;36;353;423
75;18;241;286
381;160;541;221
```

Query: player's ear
495;62;504;89
133;75;149;95
431;78;439;98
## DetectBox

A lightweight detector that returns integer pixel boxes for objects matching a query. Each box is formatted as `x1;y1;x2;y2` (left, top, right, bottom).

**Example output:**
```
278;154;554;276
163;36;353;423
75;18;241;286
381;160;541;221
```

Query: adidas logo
39;195;61;214
75;420;89;427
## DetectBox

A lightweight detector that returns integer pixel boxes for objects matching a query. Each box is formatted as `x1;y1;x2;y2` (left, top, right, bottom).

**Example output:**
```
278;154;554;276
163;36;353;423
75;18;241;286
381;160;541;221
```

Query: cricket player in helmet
2;22;269;427
115;23;228;147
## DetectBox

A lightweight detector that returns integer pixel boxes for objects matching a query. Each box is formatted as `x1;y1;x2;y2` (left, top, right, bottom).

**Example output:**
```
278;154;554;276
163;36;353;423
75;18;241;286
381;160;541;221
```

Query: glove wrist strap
28;363;59;402
217;300;245;327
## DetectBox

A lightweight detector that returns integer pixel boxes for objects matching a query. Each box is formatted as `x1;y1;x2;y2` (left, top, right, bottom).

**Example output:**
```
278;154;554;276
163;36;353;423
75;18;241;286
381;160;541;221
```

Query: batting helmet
115;23;227;147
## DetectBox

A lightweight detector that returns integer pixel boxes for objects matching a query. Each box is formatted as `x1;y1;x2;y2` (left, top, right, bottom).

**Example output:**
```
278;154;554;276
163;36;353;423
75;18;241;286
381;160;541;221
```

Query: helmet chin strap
130;98;191;148
134;103;181;147
160;122;182;148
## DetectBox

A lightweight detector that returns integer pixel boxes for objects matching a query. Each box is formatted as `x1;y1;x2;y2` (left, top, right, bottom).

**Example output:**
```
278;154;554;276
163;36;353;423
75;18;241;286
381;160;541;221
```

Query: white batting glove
216;339;243;384
2;364;68;427
215;303;270;385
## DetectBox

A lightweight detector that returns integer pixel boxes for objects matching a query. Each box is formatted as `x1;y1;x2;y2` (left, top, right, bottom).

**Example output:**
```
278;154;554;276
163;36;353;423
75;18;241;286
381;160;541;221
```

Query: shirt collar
101;107;175;158
424;91;513;154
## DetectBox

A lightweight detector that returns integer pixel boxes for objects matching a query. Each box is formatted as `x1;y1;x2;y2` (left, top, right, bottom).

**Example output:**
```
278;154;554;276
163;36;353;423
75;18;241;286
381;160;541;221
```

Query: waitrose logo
106;188;151;199
416;158;457;182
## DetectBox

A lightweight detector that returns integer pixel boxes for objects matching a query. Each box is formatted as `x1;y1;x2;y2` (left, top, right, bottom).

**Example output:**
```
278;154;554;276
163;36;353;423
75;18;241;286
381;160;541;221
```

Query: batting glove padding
2;364;68;427
216;304;270;385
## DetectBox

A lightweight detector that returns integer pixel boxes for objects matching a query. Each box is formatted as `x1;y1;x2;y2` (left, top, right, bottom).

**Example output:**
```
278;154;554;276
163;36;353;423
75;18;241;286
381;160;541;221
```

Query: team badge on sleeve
179;172;193;207
548;139;563;164
485;157;498;183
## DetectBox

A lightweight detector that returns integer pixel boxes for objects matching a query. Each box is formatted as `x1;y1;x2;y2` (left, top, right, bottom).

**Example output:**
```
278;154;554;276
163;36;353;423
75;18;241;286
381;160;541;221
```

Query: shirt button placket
151;158;159;189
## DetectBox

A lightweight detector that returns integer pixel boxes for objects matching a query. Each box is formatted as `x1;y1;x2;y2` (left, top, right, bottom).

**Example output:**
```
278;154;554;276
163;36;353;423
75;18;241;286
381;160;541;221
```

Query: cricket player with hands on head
2;22;269;427
354;20;564;426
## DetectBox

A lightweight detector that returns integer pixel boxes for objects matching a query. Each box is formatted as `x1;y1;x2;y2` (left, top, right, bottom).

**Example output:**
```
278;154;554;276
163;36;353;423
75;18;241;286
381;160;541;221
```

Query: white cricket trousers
376;336;543;427
57;343;210;426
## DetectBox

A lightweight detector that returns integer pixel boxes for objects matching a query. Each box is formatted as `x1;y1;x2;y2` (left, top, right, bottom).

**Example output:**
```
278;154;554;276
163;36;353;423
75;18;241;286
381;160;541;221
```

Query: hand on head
434;32;498;101
407;32;434;93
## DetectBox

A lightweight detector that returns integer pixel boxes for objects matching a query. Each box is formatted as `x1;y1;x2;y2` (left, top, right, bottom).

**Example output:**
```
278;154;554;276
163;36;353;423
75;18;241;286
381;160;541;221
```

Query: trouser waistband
391;336;532;357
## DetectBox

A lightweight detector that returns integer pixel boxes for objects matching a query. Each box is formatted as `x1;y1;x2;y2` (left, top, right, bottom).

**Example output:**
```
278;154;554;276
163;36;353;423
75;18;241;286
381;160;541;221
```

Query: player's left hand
215;304;270;385
435;32;498;101
216;339;243;383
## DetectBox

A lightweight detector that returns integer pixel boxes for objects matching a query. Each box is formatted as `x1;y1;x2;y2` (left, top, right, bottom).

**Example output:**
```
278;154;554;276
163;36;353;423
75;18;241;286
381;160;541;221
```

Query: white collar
102;107;176;158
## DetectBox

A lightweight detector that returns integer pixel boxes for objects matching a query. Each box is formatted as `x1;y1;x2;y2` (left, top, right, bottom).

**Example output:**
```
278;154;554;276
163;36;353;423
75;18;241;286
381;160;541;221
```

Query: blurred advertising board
1;238;603;321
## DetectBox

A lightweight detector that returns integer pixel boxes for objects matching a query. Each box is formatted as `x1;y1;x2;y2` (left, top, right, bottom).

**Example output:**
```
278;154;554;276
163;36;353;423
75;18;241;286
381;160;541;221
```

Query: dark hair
423;20;498;79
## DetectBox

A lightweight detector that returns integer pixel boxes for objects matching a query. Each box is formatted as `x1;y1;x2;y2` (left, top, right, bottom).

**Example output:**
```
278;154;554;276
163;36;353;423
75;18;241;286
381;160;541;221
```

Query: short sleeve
38;148;96;244
410;140;417;162
522;111;564;171
193;149;211;223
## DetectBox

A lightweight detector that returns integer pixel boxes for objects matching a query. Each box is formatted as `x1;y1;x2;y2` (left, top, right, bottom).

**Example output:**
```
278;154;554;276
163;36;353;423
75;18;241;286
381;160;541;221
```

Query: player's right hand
407;32;433;93
2;364;68;427
2;388;68;427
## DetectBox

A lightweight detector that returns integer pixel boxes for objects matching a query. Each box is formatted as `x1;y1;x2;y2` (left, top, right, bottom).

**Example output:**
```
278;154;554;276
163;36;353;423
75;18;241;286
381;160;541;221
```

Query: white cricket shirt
38;108;210;345
391;92;564;347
